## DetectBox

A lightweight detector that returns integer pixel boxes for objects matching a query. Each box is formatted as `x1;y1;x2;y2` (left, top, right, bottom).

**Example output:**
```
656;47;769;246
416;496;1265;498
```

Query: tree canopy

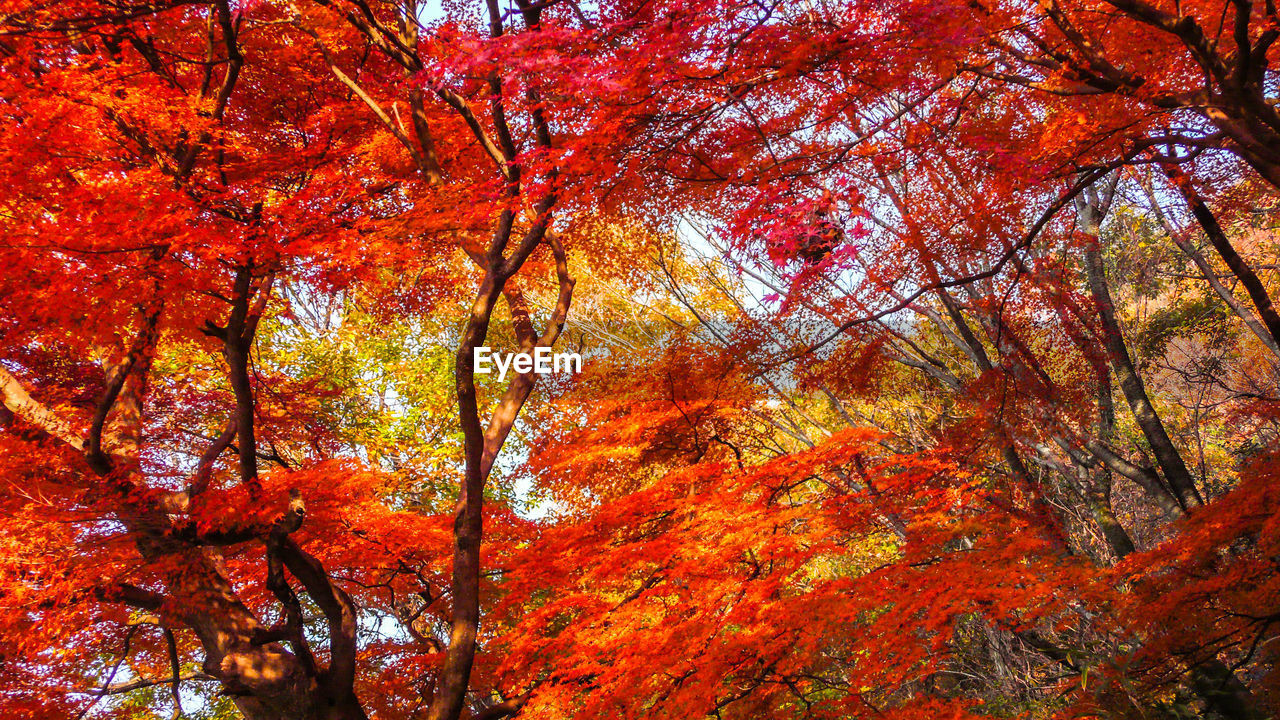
2;0;1280;718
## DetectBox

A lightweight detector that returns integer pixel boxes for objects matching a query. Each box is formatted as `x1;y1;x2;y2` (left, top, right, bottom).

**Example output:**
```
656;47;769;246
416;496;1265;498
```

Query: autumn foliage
2;0;1280;718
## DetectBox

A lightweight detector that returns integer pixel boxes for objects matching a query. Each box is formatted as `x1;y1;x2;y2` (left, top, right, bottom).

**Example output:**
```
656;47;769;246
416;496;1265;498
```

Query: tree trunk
1162;162;1280;353
1088;365;1136;558
1190;660;1266;720
1082;242;1203;510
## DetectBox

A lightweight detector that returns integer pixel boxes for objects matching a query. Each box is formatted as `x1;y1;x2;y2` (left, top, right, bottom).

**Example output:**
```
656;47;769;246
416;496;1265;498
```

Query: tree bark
1141;177;1280;359
1161;162;1280;352
1086;365;1136;558
1082;241;1203;510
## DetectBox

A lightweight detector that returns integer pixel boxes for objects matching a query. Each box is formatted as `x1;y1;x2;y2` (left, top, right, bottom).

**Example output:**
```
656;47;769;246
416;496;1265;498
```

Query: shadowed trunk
1082;240;1203;511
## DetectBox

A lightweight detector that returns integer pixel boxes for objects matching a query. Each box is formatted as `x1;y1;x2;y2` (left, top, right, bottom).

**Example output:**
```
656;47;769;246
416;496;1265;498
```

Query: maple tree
2;0;1280;719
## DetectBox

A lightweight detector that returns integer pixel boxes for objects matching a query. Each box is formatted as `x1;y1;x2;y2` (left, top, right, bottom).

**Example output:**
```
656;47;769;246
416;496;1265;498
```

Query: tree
3;0;1280;718
0;0;594;717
